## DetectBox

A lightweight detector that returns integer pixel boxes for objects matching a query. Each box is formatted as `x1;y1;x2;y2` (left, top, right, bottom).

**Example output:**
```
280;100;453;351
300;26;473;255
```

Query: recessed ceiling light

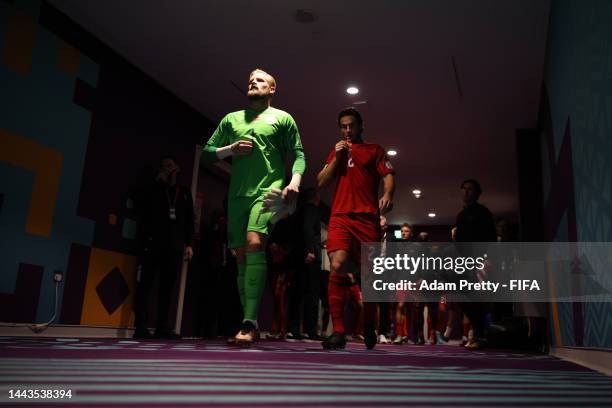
412;189;421;198
428;212;436;218
387;150;397;156
346;86;359;95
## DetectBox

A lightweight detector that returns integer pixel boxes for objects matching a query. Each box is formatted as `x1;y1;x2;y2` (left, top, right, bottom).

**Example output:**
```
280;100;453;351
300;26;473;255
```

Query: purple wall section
538;85;582;346
538;87;578;244
0;263;44;323
59;244;91;324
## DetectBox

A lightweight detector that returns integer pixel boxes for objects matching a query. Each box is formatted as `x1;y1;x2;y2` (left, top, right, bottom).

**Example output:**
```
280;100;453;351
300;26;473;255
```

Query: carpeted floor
0;337;611;407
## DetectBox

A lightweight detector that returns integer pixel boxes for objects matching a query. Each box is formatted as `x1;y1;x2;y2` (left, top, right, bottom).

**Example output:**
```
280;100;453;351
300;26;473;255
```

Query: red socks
328;274;347;334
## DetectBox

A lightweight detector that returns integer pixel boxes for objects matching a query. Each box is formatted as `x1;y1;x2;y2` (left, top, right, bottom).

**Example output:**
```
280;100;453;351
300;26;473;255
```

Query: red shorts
327;213;381;265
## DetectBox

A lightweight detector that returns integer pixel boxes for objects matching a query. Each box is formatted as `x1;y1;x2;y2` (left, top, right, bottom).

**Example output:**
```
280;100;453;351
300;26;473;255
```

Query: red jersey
326;141;395;216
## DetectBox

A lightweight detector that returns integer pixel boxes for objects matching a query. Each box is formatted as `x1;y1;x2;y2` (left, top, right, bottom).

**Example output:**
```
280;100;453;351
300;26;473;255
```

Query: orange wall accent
0;129;63;237
80;248;138;327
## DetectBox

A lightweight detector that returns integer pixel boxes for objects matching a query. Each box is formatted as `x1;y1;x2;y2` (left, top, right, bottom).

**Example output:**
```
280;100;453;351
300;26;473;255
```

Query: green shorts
227;194;274;249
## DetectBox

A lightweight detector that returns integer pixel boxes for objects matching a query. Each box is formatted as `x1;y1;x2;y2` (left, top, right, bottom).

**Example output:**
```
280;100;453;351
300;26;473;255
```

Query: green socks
244;251;267;322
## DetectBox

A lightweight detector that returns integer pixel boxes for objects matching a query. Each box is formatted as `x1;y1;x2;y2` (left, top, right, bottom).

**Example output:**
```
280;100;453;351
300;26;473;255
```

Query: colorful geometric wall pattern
1;0;209;330
0;0;99;323
80;248;137;327
540;0;612;348
0;129;63;237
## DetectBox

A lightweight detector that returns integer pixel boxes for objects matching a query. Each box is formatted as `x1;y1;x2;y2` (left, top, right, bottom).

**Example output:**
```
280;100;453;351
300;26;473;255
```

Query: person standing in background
134;155;194;339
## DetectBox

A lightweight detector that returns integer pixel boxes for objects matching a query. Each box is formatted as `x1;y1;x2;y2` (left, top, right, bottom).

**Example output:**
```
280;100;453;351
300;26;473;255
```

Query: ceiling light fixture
428;212;436;218
412;189;421;198
387;150;397;156
346;86;359;95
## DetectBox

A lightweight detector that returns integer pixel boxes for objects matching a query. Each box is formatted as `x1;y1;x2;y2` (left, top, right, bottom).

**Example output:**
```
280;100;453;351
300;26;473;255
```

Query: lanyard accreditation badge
166;186;179;220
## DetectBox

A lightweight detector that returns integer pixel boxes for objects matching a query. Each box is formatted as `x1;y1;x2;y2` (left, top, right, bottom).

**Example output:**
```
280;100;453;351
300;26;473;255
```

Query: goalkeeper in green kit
201;68;306;345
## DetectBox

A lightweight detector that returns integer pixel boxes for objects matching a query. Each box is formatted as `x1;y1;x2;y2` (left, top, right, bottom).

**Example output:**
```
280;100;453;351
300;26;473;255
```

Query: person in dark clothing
287;188;323;339
301;188;323;338
391;222;414;344
319;242;331;336
456;179;497;243
267;213;299;339
266;241;291;340
377;216;393;344
134;156;194;339
455;178;496;349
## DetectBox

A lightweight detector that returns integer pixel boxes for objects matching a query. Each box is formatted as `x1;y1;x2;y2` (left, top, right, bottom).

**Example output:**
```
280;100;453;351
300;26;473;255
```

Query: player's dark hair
460;178;482;195
337;107;363;127
160;155;179;166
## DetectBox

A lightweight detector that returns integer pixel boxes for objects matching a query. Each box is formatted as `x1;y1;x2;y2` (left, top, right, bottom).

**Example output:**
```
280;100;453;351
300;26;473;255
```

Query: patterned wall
540;0;612;348
0;0;98;323
0;0;213;330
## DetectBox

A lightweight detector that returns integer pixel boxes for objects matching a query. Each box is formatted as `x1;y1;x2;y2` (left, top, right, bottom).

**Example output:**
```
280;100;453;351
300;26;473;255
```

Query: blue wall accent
541;0;612;347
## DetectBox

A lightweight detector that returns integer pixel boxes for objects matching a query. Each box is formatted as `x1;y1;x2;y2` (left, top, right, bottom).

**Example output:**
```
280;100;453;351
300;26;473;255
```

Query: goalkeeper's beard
248;93;268;101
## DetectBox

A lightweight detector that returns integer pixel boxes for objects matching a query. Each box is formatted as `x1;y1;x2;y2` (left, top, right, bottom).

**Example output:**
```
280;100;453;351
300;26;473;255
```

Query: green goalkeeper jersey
202;107;306;198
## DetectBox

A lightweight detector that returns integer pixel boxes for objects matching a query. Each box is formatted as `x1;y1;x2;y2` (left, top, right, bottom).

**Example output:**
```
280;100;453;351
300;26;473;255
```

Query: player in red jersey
317;107;396;350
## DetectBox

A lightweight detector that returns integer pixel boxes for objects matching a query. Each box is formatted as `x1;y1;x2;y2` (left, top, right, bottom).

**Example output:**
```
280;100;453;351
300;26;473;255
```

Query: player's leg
322;249;351;349
322;215;354;349
226;198;248;344
235;195;272;344
346;275;364;340
348;214;381;349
